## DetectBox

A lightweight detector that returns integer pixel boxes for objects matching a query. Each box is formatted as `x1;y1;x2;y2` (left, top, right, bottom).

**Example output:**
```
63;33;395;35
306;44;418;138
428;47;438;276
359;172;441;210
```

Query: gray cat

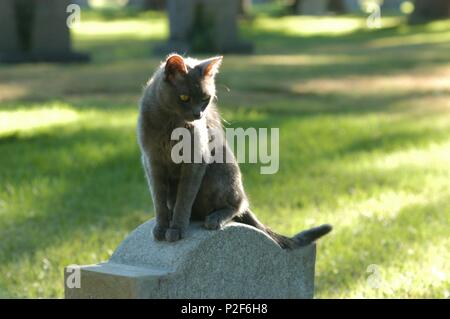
137;54;331;248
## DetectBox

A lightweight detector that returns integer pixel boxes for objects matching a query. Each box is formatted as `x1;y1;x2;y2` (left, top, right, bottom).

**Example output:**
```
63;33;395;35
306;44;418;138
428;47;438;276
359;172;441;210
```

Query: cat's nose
193;111;202;120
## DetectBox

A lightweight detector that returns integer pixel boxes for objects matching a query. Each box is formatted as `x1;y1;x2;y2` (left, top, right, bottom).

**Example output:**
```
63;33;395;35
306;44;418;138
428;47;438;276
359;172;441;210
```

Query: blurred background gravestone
72;0;89;8
381;0;403;11
410;0;450;24
0;0;89;63
128;0;166;10
343;0;361;12
157;0;253;54
0;0;20;61
292;0;351;15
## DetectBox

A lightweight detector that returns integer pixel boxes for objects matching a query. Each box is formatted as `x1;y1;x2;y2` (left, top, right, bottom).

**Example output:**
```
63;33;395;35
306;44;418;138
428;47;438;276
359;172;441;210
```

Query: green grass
0;10;449;298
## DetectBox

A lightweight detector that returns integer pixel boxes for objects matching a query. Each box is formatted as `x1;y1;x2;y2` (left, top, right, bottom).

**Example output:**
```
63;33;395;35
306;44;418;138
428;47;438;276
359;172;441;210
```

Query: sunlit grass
250;16;404;36
0;105;79;136
367;27;450;48
73;10;166;39
73;19;166;39
0;11;449;298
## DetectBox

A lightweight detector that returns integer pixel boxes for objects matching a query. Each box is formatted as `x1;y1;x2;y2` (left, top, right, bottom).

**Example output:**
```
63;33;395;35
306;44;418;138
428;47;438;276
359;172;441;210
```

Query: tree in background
142;0;166;10
328;0;346;13
127;0;165;10
289;0;348;15
410;0;450;24
158;0;253;54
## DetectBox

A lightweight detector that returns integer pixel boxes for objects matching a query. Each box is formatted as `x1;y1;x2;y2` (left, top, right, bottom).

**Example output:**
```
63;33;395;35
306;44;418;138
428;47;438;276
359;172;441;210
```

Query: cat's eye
202;96;210;102
179;95;190;102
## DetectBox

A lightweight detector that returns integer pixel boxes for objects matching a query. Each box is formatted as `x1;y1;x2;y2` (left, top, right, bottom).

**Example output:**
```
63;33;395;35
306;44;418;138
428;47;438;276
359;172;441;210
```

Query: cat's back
139;65;164;116
137;67;169;154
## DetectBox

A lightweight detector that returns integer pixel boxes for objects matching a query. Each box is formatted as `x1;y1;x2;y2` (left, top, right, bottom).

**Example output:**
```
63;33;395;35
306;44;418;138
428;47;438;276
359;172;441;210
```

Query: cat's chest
153;122;202;161
153;130;179;162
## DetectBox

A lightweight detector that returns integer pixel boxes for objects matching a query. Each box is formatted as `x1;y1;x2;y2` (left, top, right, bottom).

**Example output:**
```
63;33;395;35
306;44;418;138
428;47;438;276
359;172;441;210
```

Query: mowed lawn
0;10;449;298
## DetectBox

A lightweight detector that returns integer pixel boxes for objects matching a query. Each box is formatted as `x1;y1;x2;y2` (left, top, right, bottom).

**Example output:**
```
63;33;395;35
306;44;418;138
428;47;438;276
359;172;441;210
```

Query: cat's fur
137;54;331;248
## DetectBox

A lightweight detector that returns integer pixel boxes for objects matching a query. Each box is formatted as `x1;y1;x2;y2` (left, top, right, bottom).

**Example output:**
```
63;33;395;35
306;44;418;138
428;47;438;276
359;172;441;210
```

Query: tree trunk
328;0;346;14
239;0;252;16
410;0;450;24
143;0;166;10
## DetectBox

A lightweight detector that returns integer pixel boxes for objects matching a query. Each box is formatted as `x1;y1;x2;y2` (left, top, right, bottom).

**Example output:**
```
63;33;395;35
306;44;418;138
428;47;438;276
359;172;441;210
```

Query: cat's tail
234;210;332;249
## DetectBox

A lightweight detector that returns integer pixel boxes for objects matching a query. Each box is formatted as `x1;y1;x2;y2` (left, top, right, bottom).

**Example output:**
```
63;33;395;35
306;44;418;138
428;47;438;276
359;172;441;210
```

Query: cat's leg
167;163;206;242
204;207;239;230
166;181;177;214
142;155;171;241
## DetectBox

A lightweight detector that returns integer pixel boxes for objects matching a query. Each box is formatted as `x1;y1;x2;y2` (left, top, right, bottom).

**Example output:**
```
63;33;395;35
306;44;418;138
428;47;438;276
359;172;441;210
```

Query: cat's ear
198;56;223;78
164;54;188;82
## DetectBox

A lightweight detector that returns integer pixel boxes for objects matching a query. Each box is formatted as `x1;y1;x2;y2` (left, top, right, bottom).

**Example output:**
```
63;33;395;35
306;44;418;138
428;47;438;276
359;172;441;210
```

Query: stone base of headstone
65;219;316;299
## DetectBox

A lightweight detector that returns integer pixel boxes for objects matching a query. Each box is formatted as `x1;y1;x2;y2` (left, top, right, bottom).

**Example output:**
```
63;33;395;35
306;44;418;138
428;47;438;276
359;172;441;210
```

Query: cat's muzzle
193;111;203;120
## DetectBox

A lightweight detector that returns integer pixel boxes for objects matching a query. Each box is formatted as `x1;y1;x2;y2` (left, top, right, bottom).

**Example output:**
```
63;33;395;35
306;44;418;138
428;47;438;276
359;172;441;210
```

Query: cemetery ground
0;10;449;298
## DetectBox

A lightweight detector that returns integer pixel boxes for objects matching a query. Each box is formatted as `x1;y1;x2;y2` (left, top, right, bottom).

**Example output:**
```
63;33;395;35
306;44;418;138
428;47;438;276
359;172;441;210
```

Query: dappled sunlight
0;209;148;297
366;19;450;50
1;11;449;298
322;141;450;227
248;118;450;239
424;19;450;32
324;238;449;298
332;189;442;228
315;194;450;298
368;140;450;171
370;239;448;298
367;30;450;48
0;106;79;136
0;110;146;298
69;11;166;63
73;20;166;39
252;16;403;37
0;103;138;137
0;61;155;102
290;65;450;96
0;84;28;103
234;54;368;66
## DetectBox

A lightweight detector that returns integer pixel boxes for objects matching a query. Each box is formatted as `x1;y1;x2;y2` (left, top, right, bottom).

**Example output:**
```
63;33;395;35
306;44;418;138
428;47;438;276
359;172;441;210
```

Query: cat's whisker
218;84;231;93
221;117;230;126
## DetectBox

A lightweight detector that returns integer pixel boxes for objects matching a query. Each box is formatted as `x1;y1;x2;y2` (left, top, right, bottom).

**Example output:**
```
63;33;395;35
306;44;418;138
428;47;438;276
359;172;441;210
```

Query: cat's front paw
153;224;168;241
204;214;224;230
165;227;185;242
